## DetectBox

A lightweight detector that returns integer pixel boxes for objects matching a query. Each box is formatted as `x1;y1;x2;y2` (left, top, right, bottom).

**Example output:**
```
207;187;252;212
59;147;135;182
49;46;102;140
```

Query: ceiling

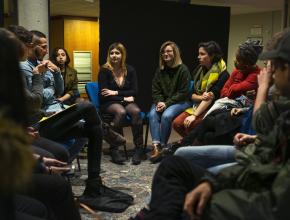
49;0;284;18
50;0;100;17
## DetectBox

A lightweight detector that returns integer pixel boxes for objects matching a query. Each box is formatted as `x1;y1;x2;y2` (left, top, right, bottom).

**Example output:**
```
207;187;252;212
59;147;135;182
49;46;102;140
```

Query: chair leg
119;128;128;160
123;144;128;160
76;156;81;171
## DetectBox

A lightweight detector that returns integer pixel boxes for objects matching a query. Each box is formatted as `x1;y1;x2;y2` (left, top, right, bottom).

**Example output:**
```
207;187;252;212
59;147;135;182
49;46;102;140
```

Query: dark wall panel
100;0;230;111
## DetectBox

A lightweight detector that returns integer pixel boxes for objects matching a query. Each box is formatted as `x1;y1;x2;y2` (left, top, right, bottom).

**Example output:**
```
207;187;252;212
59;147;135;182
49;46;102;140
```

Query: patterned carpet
71;152;157;220
70;126;180;220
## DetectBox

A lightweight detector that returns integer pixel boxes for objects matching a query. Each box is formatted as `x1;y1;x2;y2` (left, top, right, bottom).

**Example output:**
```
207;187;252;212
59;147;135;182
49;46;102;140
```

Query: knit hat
259;30;290;63
238;40;263;65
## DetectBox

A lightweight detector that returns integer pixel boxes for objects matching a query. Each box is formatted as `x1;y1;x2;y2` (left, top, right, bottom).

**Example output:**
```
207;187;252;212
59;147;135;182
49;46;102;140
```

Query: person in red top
220;40;262;99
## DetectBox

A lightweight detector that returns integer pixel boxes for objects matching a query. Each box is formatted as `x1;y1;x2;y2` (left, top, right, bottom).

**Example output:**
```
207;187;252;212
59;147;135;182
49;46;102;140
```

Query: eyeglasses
162;49;173;55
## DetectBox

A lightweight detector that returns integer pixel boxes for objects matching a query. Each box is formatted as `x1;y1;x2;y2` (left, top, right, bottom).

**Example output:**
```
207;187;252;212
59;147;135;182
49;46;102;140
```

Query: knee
115;109;126;118
78;102;96;113
174;147;187;157
161;112;174;122
172;116;183;130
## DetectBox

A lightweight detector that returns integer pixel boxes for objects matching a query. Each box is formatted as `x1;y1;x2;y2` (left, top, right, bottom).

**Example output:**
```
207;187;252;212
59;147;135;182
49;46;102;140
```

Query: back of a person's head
0;28;33;195
30;30;46;39
7;25;33;45
198;41;223;63
238;40;263;66
265;28;290;51
0;28;27;126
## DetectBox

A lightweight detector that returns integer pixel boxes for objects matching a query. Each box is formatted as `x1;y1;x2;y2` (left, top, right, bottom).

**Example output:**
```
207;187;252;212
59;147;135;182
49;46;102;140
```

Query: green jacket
152;64;191;107
203;100;290;220
62;66;79;97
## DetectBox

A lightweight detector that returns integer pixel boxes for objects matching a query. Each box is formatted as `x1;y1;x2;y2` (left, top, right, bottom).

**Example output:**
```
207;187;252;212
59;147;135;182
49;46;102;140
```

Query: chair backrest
85;82;100;110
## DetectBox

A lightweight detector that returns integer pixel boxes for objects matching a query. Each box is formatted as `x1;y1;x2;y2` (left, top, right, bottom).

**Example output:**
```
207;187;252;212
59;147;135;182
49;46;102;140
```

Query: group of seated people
1;23;290;220
129;28;290;220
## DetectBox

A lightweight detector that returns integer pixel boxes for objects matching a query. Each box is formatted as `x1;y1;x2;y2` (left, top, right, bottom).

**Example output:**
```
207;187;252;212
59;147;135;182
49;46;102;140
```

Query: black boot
162;141;184;156
132;146;147;165
102;123;126;146
81;177;102;197
110;147;126;164
79;177;134;212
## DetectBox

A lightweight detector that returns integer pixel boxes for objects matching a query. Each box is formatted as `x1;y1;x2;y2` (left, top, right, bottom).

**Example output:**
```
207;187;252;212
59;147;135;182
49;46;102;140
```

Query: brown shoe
150;144;163;163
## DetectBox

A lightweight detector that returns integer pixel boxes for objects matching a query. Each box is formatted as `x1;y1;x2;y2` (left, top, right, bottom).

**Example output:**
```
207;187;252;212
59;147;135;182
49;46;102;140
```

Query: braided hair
238;40;263;66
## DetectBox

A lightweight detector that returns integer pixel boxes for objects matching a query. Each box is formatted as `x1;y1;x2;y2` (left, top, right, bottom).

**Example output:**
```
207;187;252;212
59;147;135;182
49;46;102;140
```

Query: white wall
227;11;282;73
17;0;49;38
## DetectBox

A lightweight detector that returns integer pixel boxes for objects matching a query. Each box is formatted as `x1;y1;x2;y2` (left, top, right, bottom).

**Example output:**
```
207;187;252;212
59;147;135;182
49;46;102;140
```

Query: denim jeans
149;102;190;146
175;145;236;174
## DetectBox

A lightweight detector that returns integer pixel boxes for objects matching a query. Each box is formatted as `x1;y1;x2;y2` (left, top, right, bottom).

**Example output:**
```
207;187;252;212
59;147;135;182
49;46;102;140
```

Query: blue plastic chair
85;82;149;156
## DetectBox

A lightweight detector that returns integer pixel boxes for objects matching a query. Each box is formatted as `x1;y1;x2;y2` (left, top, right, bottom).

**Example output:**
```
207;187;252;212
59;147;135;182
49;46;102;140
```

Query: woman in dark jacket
98;42;145;165
148;41;191;163
50;47;82;105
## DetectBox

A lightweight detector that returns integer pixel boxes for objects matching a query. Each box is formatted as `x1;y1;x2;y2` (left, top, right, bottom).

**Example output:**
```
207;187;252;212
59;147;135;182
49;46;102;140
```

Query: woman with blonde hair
98;42;145;165
148;41;191;163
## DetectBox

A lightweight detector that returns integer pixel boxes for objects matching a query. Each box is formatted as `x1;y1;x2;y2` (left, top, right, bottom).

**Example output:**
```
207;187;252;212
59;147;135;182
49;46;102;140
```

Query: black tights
105;103;143;147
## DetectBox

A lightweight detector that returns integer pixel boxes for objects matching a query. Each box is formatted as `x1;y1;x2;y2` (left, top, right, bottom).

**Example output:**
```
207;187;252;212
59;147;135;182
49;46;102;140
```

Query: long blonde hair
102;42;127;75
159;41;182;70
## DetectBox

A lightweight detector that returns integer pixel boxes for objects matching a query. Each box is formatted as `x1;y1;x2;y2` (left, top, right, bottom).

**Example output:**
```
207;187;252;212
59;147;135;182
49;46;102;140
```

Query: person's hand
124;96;134;102
33;62;47;74
101;88;118;96
183;182;212;219
156;102;166;112
26;127;40;139
45;60;60;72
184;115;196;128
46;165;71;175
258;60;274;90
233;133;257;148
43;157;67;167
201;92;214;101
230;108;243;116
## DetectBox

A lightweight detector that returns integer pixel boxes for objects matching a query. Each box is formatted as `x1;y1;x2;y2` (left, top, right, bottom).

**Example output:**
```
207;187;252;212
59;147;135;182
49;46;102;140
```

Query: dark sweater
24;74;45;125
206;70;230;100
98;64;138;110
152;64;191;107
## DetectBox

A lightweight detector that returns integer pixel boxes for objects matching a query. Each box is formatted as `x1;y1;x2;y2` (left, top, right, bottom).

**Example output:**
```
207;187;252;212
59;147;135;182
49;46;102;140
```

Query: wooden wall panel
64;19;99;81
49;18;64;51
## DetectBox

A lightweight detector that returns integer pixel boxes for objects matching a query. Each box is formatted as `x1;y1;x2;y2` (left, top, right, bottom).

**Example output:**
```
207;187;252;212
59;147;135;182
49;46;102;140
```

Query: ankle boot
102;123;126;146
82;177;102;197
132;146;147;165
150;144;163;163
163;140;183;156
110;147;126;164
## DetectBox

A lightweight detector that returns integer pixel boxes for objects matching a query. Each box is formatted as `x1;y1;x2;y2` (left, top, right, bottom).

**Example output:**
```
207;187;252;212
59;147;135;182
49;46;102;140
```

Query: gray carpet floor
70;126;180;220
